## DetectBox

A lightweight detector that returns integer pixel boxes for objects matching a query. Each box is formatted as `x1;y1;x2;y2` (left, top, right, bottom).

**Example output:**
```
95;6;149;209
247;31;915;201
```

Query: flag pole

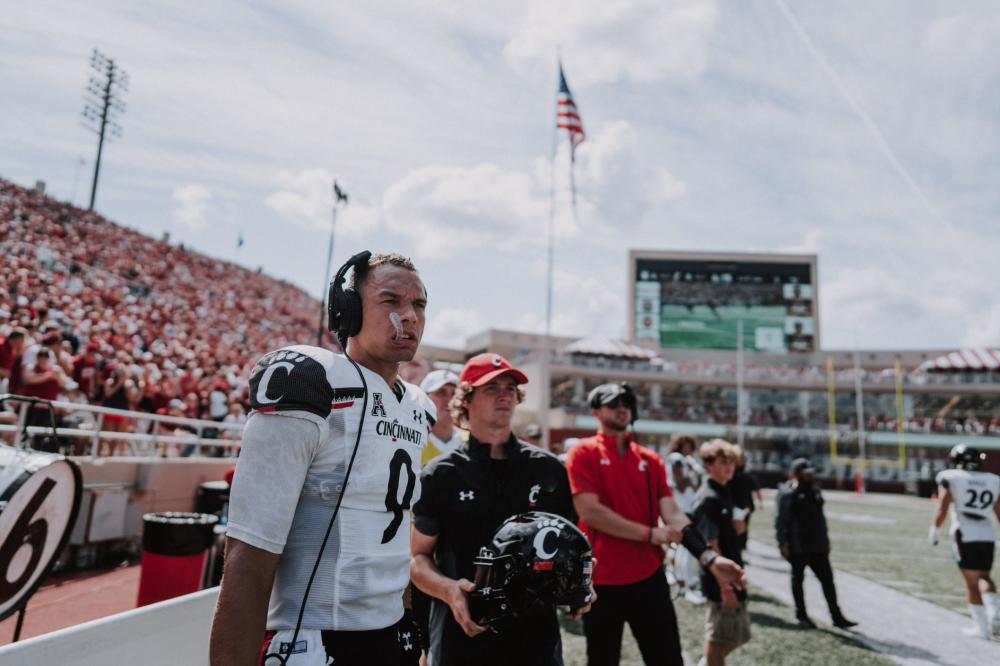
317;182;346;347
541;54;561;451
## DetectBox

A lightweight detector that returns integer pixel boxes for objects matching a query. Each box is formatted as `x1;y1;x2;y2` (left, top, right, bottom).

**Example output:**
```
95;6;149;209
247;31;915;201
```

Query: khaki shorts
705;600;751;647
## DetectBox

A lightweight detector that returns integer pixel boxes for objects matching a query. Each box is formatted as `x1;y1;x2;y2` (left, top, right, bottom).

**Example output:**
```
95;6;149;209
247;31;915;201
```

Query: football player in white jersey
211;252;435;665
929;444;1000;640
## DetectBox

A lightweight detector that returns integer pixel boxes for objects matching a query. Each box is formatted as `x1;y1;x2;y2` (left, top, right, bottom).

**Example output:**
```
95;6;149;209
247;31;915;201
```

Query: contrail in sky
773;0;953;233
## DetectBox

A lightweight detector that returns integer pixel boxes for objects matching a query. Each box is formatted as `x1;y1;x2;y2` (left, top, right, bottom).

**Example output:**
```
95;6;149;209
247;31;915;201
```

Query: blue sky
3;1;1000;350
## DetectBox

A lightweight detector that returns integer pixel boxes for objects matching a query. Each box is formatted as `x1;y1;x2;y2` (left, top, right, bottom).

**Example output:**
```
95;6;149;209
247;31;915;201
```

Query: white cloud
171;184;211;229
778;228;823;255
504;0;718;86
383;162;549;259
509;265;622;339
422;307;486;348
382;121;687;260
266;169;380;239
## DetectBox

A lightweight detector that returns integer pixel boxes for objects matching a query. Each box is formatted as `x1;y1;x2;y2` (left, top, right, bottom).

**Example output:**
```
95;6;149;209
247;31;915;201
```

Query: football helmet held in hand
468;511;593;630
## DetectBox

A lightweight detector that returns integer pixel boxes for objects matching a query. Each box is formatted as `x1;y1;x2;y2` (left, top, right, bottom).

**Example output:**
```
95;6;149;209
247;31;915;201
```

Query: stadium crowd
551;375;1000;437
561;353;1000;387
0;178;329;449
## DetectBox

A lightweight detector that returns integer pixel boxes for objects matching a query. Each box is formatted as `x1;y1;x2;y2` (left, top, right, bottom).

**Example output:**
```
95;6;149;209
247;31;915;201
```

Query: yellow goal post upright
826;357;908;478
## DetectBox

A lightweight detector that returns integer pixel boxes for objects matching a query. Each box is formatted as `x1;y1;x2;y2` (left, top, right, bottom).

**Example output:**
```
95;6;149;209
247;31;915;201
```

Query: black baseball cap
587;383;638;422
790;458;816;474
588;383;631;408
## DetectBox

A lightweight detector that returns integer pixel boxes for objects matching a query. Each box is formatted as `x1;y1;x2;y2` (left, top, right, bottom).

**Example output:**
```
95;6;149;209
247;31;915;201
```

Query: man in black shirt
411;353;586;666
775;458;857;630
692;439;750;666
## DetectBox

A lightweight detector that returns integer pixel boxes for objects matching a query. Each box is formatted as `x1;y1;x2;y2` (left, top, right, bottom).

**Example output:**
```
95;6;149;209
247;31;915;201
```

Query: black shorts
260;612;420;666
953;532;995;571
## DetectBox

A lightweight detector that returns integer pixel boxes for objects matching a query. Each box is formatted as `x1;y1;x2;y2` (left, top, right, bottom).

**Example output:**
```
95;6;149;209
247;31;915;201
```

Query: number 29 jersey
937;468;1000;543
227;345;434;631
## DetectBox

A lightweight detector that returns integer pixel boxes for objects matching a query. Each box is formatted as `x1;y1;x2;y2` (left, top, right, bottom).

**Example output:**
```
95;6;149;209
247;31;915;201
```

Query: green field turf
560;585;893;665
660;304;786;351
753;489;1000;615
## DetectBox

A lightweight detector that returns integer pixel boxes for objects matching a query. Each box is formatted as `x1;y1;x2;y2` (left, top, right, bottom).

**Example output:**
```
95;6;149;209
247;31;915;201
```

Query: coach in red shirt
567;383;745;665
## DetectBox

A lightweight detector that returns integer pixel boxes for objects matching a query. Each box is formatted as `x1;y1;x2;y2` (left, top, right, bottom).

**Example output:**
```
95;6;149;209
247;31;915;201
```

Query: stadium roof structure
920;348;1000;372
563;336;659;360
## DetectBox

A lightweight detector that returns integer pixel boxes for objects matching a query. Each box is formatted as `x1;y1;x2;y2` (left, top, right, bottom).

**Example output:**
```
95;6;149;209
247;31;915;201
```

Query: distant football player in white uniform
929;444;1000;640
211;252;434;665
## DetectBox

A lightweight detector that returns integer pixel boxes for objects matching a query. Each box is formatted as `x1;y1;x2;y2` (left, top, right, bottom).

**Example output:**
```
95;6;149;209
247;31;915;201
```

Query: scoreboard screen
631;252;818;353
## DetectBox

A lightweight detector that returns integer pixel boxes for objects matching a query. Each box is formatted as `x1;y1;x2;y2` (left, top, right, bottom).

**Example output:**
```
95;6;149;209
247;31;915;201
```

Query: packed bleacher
550;373;1000;436
0;178;331;441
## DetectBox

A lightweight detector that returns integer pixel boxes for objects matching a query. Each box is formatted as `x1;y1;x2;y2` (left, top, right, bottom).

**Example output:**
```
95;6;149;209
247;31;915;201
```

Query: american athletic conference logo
371;392;387;417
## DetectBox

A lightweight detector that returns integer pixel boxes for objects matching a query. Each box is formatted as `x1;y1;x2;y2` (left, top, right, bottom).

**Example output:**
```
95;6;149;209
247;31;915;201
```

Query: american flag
557;64;585;161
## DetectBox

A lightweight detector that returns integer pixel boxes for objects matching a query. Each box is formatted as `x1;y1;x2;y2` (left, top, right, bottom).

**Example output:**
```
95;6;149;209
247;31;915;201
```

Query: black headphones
328;250;372;346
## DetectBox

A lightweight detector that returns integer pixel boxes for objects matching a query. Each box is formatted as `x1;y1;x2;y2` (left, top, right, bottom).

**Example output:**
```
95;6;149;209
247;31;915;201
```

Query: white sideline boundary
745;539;1000;665
0;587;219;665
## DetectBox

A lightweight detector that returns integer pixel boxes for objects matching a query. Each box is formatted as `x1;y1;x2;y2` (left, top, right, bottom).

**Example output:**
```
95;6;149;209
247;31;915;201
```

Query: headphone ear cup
342;288;363;337
327;283;339;332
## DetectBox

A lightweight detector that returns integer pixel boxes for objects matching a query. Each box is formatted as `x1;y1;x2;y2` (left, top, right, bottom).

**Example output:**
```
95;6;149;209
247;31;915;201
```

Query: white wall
0;587;218;665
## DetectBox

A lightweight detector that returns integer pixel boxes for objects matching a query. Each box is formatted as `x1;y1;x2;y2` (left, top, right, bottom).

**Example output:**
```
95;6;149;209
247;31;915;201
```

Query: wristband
699;550;718;568
680;524;709;559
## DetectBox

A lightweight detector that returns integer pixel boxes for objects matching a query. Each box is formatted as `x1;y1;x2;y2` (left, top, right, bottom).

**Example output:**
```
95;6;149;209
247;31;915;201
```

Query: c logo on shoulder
255;361;294;405
0;447;82;621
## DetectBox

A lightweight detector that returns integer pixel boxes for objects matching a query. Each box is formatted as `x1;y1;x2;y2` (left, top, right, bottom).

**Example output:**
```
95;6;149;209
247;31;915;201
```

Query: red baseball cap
460;353;529;387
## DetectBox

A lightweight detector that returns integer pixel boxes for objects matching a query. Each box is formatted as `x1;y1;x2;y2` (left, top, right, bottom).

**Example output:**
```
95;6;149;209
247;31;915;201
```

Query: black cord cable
263;341;369;665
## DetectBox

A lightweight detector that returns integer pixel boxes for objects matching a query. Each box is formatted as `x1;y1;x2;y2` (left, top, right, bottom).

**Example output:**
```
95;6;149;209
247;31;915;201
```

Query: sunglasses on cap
602;397;629;410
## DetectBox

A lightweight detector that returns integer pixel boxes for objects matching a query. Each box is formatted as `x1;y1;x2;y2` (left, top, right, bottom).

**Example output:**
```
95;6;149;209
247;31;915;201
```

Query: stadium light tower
81;48;128;211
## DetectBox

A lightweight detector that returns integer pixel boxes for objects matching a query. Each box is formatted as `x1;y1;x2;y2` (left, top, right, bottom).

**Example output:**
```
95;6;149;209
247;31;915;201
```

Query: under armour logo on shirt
459;490;475;501
600;458;611;466
401;631;413;651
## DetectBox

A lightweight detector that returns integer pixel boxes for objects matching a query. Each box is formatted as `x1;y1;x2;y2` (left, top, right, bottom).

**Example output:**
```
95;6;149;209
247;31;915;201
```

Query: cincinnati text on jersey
376;418;425;446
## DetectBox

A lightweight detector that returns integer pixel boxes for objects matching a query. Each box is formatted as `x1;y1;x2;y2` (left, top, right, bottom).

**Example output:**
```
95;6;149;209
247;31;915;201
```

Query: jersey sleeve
650;453;672;499
248;347;335;418
693;495;721;543
566;443;600;496
936;469;950;489
226;410;328;553
413;461;443;537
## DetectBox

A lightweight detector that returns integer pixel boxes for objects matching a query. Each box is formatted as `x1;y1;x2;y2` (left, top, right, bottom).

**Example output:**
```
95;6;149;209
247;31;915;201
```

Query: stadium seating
0;178;329;427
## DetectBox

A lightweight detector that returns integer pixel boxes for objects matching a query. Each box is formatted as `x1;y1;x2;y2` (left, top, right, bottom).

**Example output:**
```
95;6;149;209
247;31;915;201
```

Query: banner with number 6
0;445;82;622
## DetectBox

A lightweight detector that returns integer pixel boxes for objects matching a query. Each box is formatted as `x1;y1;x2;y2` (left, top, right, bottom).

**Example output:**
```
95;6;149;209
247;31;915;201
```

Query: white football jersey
937;468;1000;543
227;345;434;631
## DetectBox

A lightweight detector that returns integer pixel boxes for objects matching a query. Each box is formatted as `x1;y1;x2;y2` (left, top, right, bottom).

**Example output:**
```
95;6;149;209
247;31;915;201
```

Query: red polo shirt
566;432;671;586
